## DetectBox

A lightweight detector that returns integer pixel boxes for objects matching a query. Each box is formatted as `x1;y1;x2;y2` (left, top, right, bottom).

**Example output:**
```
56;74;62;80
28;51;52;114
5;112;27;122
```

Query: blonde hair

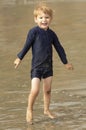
34;5;53;18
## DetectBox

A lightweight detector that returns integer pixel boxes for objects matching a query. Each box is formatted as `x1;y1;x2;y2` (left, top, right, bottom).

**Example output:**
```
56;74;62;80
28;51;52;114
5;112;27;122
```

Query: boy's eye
39;17;43;19
45;17;49;19
39;17;49;19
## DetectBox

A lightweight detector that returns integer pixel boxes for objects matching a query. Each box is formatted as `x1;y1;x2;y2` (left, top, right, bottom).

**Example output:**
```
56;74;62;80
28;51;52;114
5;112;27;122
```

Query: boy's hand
65;63;73;70
14;58;21;69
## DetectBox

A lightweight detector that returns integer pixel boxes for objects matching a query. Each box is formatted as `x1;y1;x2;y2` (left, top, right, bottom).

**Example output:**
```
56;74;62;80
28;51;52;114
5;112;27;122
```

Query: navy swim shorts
31;62;53;80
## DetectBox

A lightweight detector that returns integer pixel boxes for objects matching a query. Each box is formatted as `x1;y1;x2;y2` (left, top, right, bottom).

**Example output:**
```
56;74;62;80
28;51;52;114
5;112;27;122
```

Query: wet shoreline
0;1;86;130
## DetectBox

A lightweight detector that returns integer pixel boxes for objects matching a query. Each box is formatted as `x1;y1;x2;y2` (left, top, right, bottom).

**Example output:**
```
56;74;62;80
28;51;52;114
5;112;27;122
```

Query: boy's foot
44;110;56;119
26;109;33;125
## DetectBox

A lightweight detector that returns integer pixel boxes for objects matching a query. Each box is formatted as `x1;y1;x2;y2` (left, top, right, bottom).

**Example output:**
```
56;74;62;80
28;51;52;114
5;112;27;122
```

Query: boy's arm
17;29;35;60
14;29;36;69
52;32;68;64
14;58;21;69
52;32;73;70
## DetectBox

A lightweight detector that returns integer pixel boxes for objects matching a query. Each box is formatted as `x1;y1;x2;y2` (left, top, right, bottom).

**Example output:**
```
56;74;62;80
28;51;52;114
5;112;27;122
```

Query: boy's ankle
44;109;49;113
26;109;33;124
44;110;56;119
27;107;33;111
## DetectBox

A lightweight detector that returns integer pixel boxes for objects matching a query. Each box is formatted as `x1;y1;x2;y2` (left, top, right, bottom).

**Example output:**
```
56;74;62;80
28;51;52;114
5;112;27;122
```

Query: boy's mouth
41;23;48;26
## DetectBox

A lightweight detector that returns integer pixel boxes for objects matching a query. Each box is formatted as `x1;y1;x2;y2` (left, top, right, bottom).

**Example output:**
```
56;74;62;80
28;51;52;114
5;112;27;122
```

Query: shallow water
0;0;86;130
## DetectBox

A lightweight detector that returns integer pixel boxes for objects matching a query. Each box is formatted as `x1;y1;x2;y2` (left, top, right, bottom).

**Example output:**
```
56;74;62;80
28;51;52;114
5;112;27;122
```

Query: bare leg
43;76;55;119
26;78;40;124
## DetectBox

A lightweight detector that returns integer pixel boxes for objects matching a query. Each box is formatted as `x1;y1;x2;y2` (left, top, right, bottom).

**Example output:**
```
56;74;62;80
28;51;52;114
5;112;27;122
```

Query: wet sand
0;0;86;130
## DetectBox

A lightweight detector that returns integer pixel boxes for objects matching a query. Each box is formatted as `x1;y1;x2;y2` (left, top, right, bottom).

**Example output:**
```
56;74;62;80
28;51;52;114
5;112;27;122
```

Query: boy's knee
46;90;51;94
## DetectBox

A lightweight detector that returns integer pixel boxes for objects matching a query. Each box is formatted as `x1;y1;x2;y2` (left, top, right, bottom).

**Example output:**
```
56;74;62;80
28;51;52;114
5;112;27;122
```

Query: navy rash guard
17;26;68;69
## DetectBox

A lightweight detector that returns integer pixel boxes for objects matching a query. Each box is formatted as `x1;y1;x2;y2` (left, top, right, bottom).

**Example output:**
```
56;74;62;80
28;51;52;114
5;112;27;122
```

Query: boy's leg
43;76;55;119
26;78;40;123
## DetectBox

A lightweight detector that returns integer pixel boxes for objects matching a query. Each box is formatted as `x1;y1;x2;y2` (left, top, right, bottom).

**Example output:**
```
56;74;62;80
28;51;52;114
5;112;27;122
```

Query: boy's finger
14;63;18;69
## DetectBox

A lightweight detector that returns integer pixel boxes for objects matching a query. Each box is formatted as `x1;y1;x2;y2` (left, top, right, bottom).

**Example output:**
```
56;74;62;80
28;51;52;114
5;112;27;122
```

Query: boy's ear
34;17;37;23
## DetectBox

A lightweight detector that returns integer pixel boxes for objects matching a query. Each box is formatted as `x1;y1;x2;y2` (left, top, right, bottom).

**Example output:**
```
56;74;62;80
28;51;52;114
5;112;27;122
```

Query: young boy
14;5;73;124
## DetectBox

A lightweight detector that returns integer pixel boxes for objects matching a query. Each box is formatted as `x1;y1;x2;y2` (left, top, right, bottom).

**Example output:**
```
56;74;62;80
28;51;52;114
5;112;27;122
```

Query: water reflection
0;0;86;130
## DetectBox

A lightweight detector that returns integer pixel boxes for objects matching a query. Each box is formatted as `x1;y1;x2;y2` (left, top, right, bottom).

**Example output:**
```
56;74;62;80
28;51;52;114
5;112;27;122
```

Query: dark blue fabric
31;62;53;80
17;26;68;69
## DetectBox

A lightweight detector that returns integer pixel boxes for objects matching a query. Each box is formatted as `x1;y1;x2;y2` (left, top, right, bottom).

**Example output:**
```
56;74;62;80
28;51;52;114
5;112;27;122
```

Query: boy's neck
37;26;49;31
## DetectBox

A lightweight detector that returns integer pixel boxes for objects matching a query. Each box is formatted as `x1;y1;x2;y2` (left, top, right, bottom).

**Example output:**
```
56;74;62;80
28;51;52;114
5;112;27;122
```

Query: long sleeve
17;29;35;60
52;32;68;64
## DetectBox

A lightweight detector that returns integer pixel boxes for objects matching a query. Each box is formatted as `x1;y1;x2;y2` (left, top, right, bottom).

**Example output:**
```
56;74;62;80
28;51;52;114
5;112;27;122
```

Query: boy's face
34;11;52;30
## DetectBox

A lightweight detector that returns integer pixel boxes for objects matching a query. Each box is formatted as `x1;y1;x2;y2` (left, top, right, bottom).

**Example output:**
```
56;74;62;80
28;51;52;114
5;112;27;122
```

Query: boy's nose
42;17;46;21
